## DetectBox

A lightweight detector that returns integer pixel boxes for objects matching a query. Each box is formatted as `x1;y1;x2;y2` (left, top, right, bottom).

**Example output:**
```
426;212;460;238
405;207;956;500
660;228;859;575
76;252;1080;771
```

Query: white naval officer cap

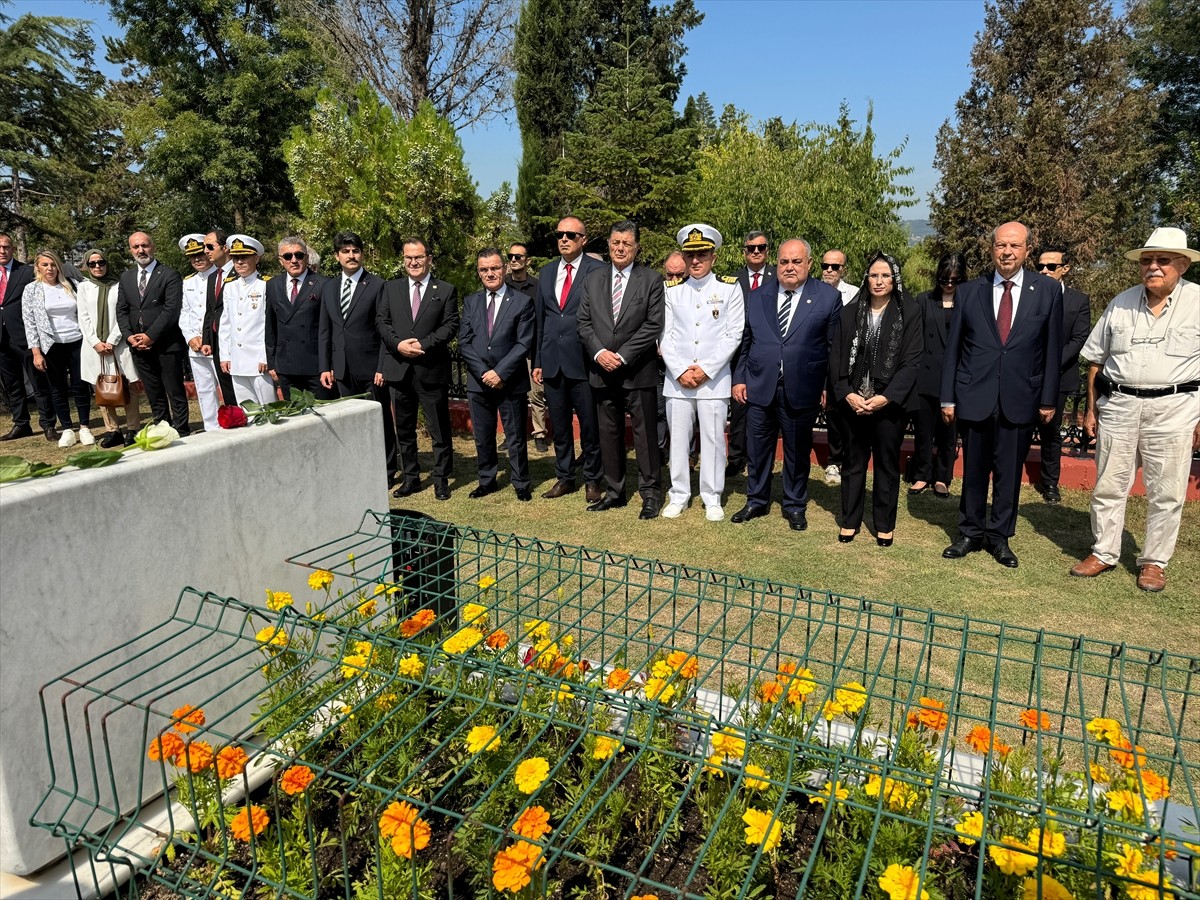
178;233;207;257
677;223;722;252
226;234;264;256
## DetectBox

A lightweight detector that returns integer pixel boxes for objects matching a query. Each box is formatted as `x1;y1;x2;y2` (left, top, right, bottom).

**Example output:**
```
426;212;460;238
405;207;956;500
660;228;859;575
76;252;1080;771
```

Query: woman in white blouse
22;250;93;448
77;249;142;446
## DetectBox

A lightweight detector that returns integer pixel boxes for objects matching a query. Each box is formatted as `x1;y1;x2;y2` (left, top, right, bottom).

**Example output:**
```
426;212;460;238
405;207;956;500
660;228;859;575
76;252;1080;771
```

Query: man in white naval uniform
218;234;277;406
178;233;221;430
660;224;745;521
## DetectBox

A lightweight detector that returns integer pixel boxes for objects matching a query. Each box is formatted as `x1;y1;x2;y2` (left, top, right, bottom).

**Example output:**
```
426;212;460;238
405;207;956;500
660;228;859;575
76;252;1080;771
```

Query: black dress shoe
785;510;807;531
943;537;984;559
43;425;61;442
542;480;576;499
731;504;768;524
176;426;192;437
725;459;745;477
639;498;661;520
534;437;549;452
988;540;1019;568
587;495;627;512
434;482;451;501
515;488;532;502
1043;486;1061;505
469;483;499;499
392;480;421;498
585;482;603;503
99;430;125;448
0;424;33;441
123;430;138;446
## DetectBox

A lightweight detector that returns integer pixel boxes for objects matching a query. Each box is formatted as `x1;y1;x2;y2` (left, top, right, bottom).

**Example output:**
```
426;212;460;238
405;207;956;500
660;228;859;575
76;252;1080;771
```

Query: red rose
218;405;248;428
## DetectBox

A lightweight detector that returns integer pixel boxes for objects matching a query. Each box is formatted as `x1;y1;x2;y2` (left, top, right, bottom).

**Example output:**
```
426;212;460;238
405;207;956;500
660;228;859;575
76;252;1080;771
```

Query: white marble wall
0;400;388;876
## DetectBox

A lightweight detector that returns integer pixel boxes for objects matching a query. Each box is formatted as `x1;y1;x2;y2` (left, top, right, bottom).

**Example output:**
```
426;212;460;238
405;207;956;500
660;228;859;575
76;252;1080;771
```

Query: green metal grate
33;511;1199;899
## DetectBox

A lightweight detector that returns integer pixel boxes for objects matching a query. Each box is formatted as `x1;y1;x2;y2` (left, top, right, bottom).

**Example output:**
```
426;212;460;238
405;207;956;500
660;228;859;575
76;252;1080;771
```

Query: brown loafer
585;482;603;503
1137;564;1166;593
541;480;576;499
1070;554;1115;578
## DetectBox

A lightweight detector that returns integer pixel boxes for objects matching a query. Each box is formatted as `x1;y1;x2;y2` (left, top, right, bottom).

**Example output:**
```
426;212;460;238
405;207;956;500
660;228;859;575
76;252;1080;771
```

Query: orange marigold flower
492;841;545;893
906;697;949;732
379;800;422;839
1019;708;1051;731
229;805;269;841
606;668;633;691
485;629;510;650
964;725;995;754
1109;738;1147;770
390;816;431;859
215;745;249;780
757;681;783;703
181;740;214;773
400;608;436;637
776;661;798;680
512;805;552;841
631;895;659;900
1136;768;1170;801
666;651;699;680
171;704;206;734
280;765;315;795
147;731;185;764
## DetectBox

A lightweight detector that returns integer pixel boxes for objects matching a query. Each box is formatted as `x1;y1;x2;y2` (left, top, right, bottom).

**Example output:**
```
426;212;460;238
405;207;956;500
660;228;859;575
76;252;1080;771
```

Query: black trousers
468;389;530;491
727;398;748;466
43;340;90;429
912;393;959;486
131;343;190;432
391;375;452;484
277;371;334;401
543;372;602;485
337;373;397;480
824;388;851;467
0;333;55;429
1036;393;1070;489
208;331;237;406
958;413;1033;543
744;385;819;515
593;382;660;501
840;402;906;533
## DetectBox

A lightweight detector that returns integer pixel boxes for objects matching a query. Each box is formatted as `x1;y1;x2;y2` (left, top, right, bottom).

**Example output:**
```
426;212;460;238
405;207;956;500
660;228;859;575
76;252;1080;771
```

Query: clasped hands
677;365;709;389
846;392;888;415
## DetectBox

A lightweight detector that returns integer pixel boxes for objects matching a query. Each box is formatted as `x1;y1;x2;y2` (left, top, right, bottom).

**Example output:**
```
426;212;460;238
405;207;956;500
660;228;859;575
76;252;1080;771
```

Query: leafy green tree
929;0;1156;301
285;85;480;288
691;104;914;276
1130;0;1200;242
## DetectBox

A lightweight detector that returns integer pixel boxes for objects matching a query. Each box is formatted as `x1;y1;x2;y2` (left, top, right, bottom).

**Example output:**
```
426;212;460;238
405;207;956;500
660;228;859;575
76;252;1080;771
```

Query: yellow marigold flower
784;667;817;703
1019;708;1051;731
1088;763;1110;784
307;569;334;591
375;693;397;711
1109;738;1147;770
372;581;401;596
398;654;425;678
1126;868;1172;900
1111;842;1144;878
711;727;746;760
555;685;574;704
1086;717;1122;744
255;625;288;649
528;639;559;670
524;619;551;639
478;575;497;590
988;837;1037;877
1026;826;1065;858
391;816;431;859
171;704;206;734
666;650;699;679
354;640;375;657
216;745;249;780
593;736;622;760
905;697;948;732
644;676;676;704
280;764;315;795
741;808;782;853
1021;875;1073;900
147;731;184;765
1135;769;1170;801
757;681;783;703
492;840;545;893
878;863;930;900
955;811;984;846
357;598;377;617
514;757;549;794
703;754;726;777
864;775;917;812
442;626;485;655
181;740;214;773
341;653;369;679
229;805;269;841
742;764;769;791
1106;789;1146;820
461;602;488;626
835;681;867;715
812;780;848;806
400;608;435;637
606;668;633;691
512;806;551;841
485;629;510;650
465;725;500;754
265;589;293;611
650;659;673;679
561;634;574;649
822;699;844;720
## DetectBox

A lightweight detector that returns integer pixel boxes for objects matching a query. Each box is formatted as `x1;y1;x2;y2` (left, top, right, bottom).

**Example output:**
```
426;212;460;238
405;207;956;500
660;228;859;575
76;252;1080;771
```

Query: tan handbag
95;355;129;407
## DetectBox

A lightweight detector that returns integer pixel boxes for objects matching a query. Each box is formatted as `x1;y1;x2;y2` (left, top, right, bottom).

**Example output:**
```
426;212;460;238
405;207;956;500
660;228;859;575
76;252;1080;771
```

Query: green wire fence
32;511;1199;899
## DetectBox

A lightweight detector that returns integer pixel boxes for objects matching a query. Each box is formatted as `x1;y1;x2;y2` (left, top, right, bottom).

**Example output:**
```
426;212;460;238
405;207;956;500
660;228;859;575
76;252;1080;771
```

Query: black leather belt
1112;381;1199;398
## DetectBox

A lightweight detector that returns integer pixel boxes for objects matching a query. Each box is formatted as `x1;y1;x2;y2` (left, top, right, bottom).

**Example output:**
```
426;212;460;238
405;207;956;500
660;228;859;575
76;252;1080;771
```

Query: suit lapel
490;288;516;335
784;281;817;339
979;277;1002;344
1008;276;1040;337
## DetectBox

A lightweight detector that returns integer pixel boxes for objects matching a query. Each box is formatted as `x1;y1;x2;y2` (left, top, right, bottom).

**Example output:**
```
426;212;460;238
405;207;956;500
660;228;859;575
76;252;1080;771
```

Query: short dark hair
744;231;767;245
1037;245;1070;264
207;228;229;245
401;237;429;255
476;247;503;262
610;221;639;241
334;230;363;250
508;241;528;254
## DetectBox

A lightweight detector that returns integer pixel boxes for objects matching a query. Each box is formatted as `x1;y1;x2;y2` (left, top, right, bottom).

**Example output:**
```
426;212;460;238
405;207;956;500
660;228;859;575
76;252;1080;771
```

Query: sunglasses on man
555;231;583;241
820;263;842;271
508;253;526;260
744;243;767;254
1036;262;1062;272
280;252;307;262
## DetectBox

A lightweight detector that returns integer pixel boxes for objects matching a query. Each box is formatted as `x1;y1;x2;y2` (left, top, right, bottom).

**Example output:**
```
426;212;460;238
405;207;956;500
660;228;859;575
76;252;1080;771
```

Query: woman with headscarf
829;252;923;546
910;252;967;499
77;248;142;446
22;250;94;448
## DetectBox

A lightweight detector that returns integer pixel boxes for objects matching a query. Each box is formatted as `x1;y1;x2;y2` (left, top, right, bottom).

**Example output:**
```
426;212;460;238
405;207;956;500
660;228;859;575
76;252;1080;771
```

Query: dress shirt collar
993;269;1025;290
341;268;363;287
410;273;430;293
612;262;634;280
138;259;158;277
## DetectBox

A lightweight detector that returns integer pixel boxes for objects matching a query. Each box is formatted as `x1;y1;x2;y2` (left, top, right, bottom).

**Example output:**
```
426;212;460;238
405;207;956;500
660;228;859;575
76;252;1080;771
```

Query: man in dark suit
200;229;237;406
115;231;190;433
577;221;666;518
378;237;459;501
941;221;1063;568
532;216;604;502
318;230;397;482
1033;245;1092;504
504;241;548;453
726;231;775;476
460;248;536;501
0;232;57;441
266;236;331;400
731;239;841;530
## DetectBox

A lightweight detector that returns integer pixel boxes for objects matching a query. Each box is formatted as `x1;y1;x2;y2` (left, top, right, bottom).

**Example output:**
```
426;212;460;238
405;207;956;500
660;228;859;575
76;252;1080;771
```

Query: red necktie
559;263;573;310
751;272;760;291
212;272;224;333
998;280;1013;344
290;278;299;303
0;265;7;305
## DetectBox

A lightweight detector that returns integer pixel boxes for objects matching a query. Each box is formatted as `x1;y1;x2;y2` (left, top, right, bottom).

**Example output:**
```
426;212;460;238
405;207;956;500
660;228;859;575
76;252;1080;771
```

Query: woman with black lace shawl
829;252;923;546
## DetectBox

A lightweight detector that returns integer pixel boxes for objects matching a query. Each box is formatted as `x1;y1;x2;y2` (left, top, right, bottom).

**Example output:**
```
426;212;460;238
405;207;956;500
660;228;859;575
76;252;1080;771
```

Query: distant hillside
905;219;934;242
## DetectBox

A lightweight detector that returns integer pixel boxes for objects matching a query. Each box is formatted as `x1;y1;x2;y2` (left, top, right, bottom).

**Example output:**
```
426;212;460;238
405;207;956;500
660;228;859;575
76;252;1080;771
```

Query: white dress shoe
661;502;685;519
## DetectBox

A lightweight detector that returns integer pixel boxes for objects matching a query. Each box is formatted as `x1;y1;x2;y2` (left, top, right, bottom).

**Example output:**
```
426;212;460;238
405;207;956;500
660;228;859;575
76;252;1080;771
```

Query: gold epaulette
224;273;237;283
261;274;271;281
665;277;684;287
718;275;739;284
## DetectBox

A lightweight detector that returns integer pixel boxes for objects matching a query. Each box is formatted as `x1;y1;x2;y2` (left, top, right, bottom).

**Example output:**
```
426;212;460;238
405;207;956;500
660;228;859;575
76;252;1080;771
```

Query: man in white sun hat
1070;226;1199;593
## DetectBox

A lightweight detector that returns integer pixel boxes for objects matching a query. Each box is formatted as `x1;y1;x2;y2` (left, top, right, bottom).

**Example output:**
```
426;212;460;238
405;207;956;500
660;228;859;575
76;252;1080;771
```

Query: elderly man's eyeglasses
744;243;767;253
86;260;108;268
1139;255;1179;268
280;252;307;262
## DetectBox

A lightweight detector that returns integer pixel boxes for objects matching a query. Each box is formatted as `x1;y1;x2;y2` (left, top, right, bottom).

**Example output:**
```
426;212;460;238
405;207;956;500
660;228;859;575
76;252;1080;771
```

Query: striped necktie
340;277;353;318
612;271;624;321
778;290;794;334
138;267;148;297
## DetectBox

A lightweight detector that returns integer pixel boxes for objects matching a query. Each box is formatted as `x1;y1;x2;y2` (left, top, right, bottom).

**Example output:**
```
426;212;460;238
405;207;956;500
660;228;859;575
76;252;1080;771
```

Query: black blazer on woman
830;293;923;412
915;290;954;397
